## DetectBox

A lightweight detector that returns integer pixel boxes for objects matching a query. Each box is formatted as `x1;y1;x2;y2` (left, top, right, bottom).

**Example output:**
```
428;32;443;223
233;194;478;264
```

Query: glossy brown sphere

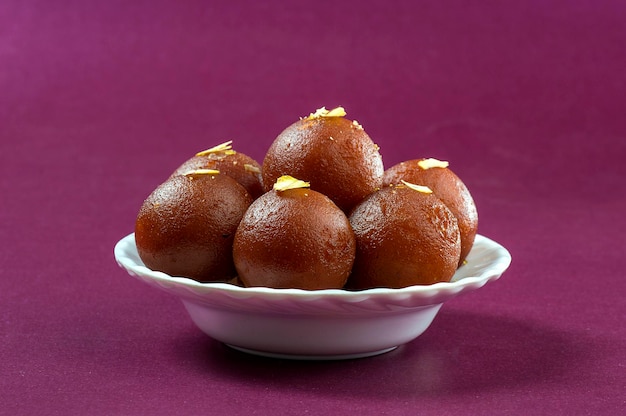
172;149;264;199
383;159;478;267
233;187;356;290
262;114;384;212
135;172;253;282
347;185;461;289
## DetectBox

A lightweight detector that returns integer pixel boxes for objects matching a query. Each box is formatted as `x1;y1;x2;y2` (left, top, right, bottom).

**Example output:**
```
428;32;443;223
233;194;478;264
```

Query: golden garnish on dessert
304;106;346;120
196;140;236;156
273;175;310;191
400;180;433;194
352;120;364;130
183;169;220;177
243;163;261;173
417;158;449;170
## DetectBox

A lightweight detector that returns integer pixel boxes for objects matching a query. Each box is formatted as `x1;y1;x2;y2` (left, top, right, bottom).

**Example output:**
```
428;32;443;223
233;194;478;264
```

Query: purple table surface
1;0;624;415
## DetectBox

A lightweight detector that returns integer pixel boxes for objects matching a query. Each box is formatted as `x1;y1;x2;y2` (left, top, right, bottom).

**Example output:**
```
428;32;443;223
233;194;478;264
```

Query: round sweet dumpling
233;175;356;290
347;182;461;289
262;107;384;213
171;141;264;199
135;170;254;282
383;158;478;267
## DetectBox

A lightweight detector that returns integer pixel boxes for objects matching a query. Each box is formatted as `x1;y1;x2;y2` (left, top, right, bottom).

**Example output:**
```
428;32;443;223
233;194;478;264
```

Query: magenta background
1;0;625;415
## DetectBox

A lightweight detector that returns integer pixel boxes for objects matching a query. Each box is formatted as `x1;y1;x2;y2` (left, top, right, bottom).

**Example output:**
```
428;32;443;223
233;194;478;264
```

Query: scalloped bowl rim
114;233;512;309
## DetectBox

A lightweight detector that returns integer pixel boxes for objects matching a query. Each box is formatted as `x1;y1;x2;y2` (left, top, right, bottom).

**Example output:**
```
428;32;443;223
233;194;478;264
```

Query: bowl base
226;344;398;360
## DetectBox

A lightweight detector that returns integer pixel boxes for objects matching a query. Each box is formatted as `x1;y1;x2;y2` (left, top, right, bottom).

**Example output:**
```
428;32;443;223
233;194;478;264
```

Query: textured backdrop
1;1;625;415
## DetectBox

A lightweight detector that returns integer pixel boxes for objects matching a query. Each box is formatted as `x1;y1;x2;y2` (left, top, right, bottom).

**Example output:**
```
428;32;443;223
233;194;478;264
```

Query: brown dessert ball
233;178;356;290
262;107;384;213
135;171;254;282
171;141;264;199
347;184;461;289
383;158;478;267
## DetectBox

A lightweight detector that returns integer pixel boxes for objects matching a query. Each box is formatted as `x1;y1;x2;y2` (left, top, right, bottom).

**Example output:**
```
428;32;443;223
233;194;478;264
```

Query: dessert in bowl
117;106;511;359
114;233;511;359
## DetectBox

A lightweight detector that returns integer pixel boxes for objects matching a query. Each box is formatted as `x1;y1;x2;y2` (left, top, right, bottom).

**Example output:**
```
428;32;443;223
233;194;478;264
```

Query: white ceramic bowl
114;233;511;360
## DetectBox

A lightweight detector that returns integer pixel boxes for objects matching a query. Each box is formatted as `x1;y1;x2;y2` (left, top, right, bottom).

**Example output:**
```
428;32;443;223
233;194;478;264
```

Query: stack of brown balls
135;107;478;290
